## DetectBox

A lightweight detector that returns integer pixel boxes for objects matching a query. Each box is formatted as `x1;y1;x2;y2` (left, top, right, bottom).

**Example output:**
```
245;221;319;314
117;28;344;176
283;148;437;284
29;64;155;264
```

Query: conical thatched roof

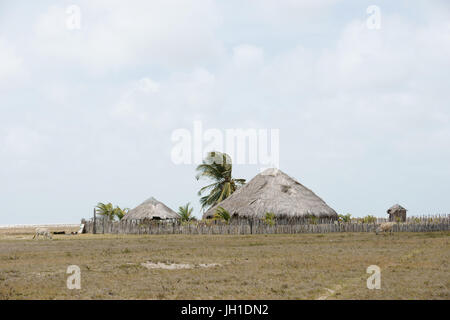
203;168;338;219
123;197;178;220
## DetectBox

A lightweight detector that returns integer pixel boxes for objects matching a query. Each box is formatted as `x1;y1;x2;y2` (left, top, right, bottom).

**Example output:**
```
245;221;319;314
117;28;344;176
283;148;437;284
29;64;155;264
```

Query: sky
1;0;449;224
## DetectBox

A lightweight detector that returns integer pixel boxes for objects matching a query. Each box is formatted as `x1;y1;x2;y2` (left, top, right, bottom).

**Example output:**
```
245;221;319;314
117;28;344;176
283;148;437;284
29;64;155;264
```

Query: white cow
33;227;53;240
375;222;395;235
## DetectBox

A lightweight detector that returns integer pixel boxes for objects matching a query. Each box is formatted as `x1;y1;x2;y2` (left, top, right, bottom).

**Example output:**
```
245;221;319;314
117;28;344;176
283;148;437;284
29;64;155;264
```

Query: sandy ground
0;224;79;235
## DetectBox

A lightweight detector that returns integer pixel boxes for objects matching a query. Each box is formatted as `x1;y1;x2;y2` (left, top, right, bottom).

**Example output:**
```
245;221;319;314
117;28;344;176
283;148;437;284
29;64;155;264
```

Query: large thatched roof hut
123;197;178;221
387;204;407;222
203;168;338;220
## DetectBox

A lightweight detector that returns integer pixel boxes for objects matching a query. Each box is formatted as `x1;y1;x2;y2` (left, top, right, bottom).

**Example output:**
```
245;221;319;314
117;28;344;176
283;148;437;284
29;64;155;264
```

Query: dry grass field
0;228;448;300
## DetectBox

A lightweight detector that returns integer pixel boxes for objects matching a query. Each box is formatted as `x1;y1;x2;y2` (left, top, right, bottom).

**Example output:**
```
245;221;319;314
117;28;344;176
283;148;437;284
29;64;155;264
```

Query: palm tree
196;151;245;210
177;203;195;222
96;202;115;221
113;206;129;220
96;203;128;221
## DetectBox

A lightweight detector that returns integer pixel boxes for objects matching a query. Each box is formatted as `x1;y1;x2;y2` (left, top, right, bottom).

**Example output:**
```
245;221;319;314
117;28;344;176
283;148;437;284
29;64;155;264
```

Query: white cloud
232;44;264;68
137;78;160;93
1;126;47;157
112;69;216;128
32;0;224;72
242;0;341;25
0;37;25;84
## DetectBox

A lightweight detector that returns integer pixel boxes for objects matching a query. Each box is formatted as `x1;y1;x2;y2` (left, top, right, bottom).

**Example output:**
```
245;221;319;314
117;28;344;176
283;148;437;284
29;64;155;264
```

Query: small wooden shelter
387;204;407;222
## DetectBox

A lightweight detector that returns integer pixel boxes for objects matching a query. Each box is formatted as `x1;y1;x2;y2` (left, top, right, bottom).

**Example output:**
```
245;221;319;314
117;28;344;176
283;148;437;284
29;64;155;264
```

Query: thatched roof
387;204;407;214
123;197;178;220
203;168;338;219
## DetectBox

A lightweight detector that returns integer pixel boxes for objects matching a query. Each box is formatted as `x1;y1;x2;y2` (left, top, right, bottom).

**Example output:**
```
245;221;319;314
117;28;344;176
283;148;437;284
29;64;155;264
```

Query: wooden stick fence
82;215;450;235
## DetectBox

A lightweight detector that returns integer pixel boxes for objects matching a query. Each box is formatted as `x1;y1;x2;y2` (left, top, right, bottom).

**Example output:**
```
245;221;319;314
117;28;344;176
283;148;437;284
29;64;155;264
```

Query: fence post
93;207;97;234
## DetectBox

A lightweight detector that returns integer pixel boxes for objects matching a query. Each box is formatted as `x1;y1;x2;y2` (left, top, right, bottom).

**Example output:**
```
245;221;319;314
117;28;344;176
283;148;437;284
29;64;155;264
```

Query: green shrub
263;212;276;226
213;207;231;223
305;214;318;225
338;213;352;223
362;215;377;223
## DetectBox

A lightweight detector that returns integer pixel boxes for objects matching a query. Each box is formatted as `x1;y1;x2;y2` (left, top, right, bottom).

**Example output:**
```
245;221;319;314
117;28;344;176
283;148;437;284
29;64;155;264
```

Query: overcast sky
1;0;449;224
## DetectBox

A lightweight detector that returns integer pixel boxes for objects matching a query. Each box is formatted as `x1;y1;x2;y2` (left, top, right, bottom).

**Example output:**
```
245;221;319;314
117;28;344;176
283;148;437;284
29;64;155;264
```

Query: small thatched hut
387;204;407;222
123;197;178;221
203;168;338;220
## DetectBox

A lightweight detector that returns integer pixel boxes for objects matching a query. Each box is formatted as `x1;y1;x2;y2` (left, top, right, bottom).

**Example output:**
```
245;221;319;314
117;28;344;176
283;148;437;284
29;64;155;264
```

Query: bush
305;214;318;225
263;212;276;226
362;215;377;223
338;213;352;223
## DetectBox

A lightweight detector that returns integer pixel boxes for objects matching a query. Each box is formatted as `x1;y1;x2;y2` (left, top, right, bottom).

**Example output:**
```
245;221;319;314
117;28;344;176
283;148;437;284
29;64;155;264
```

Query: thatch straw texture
387;204;407;213
123;197;178;220
203;168;338;219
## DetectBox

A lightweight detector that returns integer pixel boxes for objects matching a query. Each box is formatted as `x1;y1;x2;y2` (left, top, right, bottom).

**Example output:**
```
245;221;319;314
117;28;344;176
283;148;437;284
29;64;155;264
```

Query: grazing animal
375;222;395;235
33;228;53;240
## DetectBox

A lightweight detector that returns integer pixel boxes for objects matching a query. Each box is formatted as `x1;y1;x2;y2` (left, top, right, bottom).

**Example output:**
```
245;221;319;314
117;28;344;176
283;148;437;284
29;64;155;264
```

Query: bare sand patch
141;261;221;270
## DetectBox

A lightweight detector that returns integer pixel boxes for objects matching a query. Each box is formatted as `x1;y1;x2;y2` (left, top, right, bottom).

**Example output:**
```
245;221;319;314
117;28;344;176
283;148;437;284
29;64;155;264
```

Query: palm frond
196;151;246;211
177;203;194;222
213;206;231;222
